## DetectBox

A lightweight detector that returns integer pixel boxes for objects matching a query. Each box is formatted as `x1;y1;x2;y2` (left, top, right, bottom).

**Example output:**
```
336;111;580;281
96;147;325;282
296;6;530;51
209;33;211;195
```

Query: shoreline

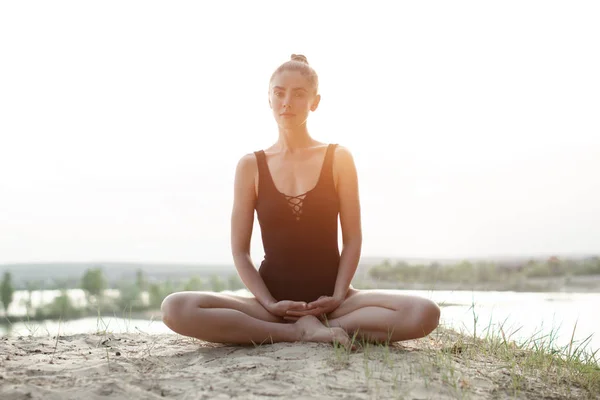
3;281;599;325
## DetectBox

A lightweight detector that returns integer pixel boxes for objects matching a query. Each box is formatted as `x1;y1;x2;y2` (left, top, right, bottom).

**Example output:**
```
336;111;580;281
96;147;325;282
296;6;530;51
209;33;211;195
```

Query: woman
161;54;440;347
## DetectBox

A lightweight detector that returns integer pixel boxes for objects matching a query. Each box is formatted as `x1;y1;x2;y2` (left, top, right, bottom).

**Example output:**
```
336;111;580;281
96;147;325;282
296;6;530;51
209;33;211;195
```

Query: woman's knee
396;298;440;339
161;291;208;329
419;299;441;335
161;292;183;328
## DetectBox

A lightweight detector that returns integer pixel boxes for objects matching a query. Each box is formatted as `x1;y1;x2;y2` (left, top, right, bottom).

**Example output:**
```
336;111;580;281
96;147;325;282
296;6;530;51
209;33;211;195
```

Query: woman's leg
325;289;441;343
161;291;350;345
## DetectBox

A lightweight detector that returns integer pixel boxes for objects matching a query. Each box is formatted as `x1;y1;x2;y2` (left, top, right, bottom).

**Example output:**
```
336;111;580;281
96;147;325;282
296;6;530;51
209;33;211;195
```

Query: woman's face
269;70;320;128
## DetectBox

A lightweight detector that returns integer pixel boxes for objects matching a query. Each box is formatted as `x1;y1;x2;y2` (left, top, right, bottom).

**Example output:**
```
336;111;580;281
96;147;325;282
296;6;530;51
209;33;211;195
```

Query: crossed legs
161;289;440;345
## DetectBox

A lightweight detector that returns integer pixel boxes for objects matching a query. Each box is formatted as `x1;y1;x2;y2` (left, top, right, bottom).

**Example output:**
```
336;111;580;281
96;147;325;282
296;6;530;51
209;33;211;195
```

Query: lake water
1;289;598;355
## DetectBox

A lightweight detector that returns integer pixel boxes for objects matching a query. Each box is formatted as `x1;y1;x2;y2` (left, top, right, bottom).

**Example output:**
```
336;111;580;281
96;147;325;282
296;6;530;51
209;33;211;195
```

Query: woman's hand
283;295;344;322
265;300;308;318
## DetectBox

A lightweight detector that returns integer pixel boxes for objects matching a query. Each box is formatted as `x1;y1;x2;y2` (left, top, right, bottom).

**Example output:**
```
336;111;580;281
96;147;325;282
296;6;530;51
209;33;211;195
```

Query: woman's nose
282;94;294;107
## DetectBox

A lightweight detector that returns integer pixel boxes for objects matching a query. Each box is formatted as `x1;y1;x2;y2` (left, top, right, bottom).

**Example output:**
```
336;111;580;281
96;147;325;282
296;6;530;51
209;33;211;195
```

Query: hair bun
290;54;309;64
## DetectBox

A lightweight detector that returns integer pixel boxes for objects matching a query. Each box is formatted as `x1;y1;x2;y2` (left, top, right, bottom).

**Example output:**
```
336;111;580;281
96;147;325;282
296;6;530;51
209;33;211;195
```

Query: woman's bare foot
295;315;351;347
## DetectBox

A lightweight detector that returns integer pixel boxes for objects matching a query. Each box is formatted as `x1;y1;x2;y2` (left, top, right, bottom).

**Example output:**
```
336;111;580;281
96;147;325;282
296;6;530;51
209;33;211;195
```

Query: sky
1;1;599;265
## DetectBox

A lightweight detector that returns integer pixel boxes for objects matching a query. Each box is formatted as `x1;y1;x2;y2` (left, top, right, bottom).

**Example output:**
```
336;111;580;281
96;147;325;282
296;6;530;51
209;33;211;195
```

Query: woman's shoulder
332;144;355;162
331;144;357;180
235;152;260;176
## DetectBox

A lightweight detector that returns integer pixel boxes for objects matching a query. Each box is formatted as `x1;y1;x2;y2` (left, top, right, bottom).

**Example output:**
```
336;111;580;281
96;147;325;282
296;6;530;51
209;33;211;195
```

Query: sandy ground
0;330;593;400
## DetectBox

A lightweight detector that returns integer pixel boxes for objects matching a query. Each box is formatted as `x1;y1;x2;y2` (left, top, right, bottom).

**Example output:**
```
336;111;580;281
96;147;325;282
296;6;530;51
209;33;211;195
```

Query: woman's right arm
230;154;277;309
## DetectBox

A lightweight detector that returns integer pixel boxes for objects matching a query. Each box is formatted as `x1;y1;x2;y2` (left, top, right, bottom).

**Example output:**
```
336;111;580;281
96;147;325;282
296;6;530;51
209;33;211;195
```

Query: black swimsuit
253;144;340;302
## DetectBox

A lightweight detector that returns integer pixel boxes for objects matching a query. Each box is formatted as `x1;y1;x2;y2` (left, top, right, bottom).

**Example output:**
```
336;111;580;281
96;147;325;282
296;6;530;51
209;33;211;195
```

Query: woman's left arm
332;146;363;301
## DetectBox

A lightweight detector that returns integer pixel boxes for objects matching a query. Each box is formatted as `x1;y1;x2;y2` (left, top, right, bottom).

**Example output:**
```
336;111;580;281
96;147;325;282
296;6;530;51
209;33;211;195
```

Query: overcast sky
1;1;599;265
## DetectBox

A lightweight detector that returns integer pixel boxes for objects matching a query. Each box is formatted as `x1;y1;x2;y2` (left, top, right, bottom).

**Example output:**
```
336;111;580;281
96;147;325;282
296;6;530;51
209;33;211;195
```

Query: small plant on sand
250;334;275;348
329;329;359;369
20;314;43;337
95;307;113;335
49;319;62;364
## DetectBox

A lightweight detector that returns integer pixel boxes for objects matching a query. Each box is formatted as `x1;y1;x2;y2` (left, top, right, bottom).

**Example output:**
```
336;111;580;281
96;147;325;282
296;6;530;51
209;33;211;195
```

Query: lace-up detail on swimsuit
283;193;307;220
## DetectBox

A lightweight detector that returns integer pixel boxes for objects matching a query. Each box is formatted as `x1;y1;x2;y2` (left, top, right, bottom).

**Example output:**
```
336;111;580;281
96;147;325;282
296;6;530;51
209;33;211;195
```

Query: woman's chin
278;120;298;128
277;118;306;128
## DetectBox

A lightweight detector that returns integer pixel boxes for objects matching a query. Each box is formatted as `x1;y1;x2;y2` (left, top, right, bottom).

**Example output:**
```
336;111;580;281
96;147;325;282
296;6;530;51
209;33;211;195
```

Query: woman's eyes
273;91;305;98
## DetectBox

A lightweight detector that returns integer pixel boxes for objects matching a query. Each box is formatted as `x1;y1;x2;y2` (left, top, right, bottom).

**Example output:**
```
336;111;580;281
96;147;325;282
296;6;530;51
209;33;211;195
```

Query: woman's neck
276;126;315;152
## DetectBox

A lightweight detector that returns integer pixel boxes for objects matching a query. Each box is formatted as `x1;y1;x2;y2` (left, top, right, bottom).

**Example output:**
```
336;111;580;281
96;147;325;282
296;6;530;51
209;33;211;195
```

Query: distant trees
367;256;600;288
116;269;146;311
116;282;143;311
524;256;600;278
209;275;226;292
22;280;41;316
36;289;81;319
144;273;245;309
369;259;515;285
228;274;245;290
0;265;250;320
148;280;175;309
1;271;15;314
135;269;147;291
81;267;107;304
181;274;244;292
183;276;204;291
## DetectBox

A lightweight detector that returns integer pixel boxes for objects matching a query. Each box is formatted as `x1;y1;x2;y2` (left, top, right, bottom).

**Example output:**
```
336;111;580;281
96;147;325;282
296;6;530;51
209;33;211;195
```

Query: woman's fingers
286;308;326;317
286;309;317;317
307;297;332;309
288;301;308;310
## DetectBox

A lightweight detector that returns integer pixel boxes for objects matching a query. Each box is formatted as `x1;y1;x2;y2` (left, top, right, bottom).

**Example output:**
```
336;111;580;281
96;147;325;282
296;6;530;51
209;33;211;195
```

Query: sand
0;330;593;400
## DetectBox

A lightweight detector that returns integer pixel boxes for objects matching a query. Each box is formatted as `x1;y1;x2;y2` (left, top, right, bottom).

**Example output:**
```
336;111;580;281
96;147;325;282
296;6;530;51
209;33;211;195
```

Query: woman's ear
310;94;321;111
